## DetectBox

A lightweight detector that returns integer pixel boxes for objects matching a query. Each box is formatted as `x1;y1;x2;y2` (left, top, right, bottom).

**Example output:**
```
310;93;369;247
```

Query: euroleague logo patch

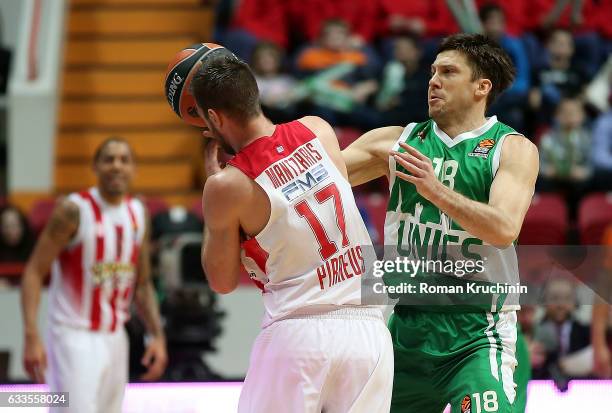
461;394;471;413
468;138;495;159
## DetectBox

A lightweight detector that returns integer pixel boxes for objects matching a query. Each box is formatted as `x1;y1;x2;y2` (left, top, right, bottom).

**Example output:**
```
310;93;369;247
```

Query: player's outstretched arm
134;209;167;381
393;135;538;246
21;199;79;383
341;126;403;187
201;167;244;295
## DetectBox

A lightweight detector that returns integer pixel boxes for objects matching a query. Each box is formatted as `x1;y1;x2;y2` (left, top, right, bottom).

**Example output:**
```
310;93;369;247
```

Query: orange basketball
163;42;232;128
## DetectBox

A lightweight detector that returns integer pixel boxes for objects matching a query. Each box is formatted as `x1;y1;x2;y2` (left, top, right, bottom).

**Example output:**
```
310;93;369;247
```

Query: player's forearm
135;281;165;339
429;184;518;246
347;166;384;187
21;265;44;338
592;303;610;347
201;227;241;294
202;253;240;294
341;129;394;187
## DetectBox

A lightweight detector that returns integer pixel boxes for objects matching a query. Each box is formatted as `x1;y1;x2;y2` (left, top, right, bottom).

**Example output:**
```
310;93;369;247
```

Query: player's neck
97;187;125;206
435;112;488;139
233;114;276;151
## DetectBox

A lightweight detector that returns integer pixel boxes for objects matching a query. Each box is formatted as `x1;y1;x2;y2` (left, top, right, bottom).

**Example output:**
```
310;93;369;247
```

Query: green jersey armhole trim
388;122;417;192
491;132;525;178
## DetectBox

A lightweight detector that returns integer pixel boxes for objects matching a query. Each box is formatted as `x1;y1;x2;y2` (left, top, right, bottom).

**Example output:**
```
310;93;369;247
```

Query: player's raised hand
391;142;442;200
203;137;224;178
139;336;168;381
23;333;47;383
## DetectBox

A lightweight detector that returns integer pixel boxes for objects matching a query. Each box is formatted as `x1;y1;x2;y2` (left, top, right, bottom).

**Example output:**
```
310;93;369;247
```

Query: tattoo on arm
47;201;79;242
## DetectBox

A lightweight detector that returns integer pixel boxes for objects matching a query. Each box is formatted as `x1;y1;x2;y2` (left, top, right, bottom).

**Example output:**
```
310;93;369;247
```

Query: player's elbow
207;277;238;295
490;222;520;248
202;259;238;295
210;283;237;295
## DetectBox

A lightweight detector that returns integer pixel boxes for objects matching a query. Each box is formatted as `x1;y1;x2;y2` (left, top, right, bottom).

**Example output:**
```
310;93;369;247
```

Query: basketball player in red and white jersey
20;139;167;413
192;52;393;412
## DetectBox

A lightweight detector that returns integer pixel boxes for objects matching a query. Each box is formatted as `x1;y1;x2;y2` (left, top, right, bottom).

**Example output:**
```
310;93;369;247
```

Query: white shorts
46;323;128;413
238;307;394;413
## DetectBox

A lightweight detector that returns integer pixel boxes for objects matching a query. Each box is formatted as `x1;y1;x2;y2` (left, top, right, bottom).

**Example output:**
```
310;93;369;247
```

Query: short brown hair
93;137;133;164
191;54;261;124
438;33;516;107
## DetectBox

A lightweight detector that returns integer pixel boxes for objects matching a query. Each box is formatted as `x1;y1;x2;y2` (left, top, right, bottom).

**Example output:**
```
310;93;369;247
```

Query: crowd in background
216;0;612;209
0;0;612;386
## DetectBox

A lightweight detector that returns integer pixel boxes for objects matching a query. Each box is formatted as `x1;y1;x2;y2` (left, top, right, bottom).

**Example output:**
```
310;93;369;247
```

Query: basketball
163;42;231;128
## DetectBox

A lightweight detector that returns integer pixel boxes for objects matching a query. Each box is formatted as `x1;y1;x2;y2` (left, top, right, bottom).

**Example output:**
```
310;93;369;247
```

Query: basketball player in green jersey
343;34;538;412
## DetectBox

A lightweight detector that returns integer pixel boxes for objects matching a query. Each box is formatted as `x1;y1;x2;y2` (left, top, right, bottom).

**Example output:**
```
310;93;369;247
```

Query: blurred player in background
343;33;538;412
20;138;167;413
192;52;393;412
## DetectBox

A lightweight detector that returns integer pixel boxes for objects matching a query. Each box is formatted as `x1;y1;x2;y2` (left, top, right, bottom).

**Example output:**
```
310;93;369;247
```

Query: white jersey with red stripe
227;120;374;327
47;187;146;332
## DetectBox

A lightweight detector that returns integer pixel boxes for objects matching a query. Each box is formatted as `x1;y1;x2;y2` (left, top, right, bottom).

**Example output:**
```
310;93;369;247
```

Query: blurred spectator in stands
476;0;529;36
376;0;459;40
251;42;304;123
592;92;612;191
528;29;589;126
592;225;612;378
480;3;530;131
599;0;612;58
518;306;547;373
222;0;289;60
287;0;378;48
530;0;601;77
538;97;592;218
375;35;429;125
375;0;458;65
533;278;593;383
296;19;381;130
0;205;34;262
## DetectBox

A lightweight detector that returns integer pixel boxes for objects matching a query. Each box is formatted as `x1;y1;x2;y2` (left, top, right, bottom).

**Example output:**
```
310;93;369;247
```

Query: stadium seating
519;193;568;245
578;192;612;244
55;0;213;204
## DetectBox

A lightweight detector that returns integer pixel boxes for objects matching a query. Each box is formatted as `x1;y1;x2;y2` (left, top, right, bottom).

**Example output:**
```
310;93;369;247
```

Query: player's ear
207;109;222;129
476;78;492;99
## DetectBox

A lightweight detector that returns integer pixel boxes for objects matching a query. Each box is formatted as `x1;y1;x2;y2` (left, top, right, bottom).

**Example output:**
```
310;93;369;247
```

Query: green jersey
384;116;522;312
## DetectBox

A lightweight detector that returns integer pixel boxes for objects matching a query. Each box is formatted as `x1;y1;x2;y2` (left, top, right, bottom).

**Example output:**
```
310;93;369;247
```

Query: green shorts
389;308;518;413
